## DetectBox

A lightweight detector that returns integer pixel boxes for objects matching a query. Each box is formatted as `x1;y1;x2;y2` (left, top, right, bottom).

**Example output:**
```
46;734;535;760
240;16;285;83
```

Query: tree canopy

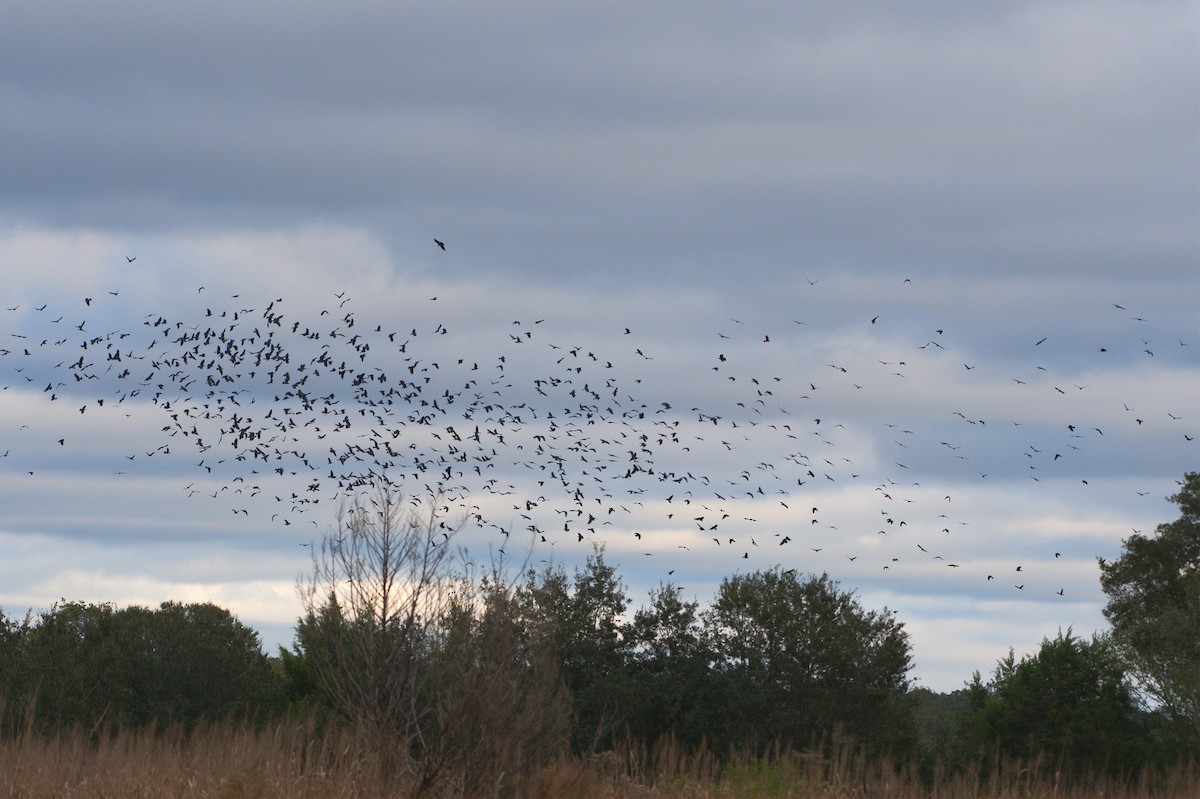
704;568;914;753
967;630;1154;777
0;600;279;734
1099;472;1200;750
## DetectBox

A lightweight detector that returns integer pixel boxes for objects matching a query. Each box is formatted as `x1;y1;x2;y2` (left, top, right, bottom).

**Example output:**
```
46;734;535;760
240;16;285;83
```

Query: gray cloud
1;2;1196;692
2;1;1193;283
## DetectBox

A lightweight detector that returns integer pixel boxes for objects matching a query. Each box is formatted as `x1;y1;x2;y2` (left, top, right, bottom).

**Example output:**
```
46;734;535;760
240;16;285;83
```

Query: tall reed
0;716;1195;798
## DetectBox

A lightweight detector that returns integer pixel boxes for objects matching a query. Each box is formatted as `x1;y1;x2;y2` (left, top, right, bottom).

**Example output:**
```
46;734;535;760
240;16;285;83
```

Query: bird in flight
4;243;1189;618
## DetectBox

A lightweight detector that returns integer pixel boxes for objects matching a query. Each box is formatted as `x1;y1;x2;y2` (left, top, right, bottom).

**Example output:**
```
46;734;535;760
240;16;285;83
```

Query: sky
1;1;1197;694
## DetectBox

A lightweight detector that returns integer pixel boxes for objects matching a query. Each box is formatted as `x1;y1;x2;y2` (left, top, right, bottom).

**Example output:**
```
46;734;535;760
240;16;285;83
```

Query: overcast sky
1;1;1197;693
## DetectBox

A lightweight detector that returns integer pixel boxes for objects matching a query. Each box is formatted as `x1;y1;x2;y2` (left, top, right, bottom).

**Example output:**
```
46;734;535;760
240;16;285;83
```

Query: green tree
18;601;130;732
624;582;716;747
276;644;323;714
521;547;633;752
5;600;278;734
125;601;281;726
0;607;32;730
1099;472;1200;751
703;569;914;754
966;630;1153;777
909;687;976;775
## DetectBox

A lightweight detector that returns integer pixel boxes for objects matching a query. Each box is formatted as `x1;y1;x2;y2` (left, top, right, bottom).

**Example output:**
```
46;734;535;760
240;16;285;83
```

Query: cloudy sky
1;1;1197;693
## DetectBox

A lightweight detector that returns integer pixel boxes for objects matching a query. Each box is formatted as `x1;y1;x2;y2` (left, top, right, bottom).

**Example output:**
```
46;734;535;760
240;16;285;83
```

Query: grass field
1;719;1196;798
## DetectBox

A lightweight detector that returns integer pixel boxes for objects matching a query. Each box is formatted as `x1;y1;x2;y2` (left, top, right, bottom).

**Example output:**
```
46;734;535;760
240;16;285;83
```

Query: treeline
0;600;281;733
1;474;1196;796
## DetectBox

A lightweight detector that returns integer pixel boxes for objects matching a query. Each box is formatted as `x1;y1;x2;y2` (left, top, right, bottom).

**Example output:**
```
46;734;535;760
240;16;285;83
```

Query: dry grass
0;717;369;798
608;733;1199;799
0;719;1195;798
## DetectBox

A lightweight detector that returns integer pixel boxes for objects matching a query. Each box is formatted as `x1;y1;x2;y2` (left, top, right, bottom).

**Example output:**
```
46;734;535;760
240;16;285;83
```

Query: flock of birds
2;243;1196;603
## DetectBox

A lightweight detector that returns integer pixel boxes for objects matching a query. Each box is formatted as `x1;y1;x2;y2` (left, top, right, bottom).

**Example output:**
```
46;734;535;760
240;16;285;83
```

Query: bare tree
297;485;465;795
295;485;572;797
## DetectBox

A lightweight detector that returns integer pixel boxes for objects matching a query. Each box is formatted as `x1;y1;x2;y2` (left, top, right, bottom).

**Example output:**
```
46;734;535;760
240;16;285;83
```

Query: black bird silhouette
1;246;1190;631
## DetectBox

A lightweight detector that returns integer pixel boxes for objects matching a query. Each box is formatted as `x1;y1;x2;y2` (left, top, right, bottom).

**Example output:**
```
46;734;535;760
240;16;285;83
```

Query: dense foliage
1100;471;1200;750
966;630;1158;777
481;553;916;756
705;568;913;753
0;600;280;734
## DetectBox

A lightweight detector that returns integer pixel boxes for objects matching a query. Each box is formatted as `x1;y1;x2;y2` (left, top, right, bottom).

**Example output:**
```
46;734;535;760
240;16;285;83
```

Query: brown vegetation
1;719;1195;798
